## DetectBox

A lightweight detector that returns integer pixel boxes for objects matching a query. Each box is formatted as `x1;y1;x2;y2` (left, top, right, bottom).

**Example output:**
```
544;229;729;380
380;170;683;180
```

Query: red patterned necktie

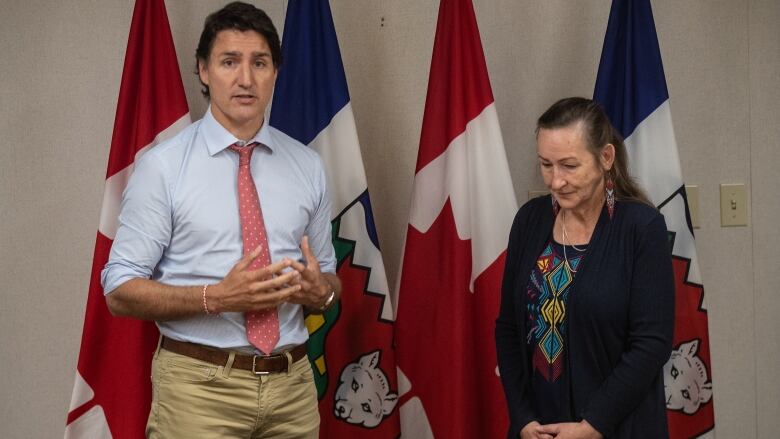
229;142;279;354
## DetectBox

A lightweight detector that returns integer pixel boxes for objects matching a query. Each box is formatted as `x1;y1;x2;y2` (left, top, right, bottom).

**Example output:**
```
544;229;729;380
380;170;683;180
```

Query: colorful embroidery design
526;242;584;382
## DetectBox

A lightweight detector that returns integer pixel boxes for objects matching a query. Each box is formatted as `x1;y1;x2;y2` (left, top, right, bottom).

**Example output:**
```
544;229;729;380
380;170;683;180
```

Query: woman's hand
520;421;555;439
536;420;602;439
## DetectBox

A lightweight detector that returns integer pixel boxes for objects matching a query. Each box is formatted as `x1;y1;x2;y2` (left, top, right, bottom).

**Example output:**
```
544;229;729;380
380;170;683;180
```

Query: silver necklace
560;210;586;273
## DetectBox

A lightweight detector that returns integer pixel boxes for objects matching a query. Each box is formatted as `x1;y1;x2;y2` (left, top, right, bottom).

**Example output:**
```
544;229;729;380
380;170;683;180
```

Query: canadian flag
393;0;517;437
65;0;189;437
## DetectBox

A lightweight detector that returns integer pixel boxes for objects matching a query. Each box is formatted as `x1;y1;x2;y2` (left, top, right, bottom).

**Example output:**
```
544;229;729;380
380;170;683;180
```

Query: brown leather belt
161;337;307;375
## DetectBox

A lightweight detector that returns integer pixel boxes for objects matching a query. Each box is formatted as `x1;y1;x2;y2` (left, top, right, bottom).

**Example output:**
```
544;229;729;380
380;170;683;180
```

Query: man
101;2;340;437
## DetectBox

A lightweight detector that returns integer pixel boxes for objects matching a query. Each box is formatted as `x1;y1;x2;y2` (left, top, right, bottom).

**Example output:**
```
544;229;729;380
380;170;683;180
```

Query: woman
496;98;674;439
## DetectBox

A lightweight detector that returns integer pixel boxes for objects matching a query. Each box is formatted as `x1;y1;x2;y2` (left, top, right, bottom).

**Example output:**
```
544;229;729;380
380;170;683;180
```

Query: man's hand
288;236;338;310
207;246;302;313
536;421;602;439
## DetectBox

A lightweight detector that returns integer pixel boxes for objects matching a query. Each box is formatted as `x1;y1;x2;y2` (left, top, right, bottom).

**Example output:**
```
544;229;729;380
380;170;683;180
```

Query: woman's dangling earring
606;175;615;219
552;195;560;217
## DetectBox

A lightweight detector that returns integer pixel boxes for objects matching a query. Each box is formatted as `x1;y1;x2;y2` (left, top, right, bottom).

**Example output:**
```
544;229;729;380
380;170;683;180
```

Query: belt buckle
252;355;272;375
252;353;287;375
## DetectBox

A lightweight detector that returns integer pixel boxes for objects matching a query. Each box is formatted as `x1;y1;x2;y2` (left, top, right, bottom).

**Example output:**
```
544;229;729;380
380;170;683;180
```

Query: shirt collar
201;106;275;156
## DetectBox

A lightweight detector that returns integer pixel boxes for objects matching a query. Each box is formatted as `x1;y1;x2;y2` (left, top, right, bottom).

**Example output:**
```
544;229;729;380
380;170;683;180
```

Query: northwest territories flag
594;1;715;437
393;0;518;437
65;0;190;437
269;1;400;437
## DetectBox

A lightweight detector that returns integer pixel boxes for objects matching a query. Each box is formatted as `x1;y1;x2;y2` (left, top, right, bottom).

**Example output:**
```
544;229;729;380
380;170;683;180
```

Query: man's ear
197;58;209;87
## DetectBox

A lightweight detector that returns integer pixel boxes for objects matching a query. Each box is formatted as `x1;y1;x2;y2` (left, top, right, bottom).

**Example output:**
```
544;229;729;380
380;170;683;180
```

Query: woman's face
537;122;613;213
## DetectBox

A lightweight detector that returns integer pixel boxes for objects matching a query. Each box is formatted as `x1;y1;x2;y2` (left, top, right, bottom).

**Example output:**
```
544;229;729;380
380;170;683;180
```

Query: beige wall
1;1;777;437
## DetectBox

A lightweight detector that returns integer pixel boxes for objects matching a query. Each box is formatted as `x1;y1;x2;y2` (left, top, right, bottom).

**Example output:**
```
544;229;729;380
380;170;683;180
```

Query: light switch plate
685;185;699;229
720;183;747;227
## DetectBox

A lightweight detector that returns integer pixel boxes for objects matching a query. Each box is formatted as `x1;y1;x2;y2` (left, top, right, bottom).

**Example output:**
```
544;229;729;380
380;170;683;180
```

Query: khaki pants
146;345;319;438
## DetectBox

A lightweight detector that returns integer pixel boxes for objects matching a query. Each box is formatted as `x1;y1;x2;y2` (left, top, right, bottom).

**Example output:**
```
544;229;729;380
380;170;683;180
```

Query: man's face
198;29;277;138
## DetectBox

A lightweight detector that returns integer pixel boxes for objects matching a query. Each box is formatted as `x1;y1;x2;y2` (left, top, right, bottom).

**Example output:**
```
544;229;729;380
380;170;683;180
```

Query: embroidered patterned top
525;240;586;422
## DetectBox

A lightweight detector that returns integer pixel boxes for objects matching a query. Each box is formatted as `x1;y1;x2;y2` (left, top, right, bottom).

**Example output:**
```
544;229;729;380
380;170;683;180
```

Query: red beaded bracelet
202;284;212;315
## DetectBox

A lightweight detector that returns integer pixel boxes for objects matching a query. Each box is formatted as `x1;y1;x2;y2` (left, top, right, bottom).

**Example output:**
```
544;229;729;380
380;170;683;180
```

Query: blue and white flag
594;1;715;437
270;1;400;437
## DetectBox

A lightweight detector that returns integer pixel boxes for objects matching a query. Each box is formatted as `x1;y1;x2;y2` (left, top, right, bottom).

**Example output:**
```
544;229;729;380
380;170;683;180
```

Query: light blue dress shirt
101;107;336;354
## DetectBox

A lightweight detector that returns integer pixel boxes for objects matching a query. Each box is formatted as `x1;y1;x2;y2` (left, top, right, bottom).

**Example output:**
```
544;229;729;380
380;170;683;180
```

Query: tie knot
229;142;259;166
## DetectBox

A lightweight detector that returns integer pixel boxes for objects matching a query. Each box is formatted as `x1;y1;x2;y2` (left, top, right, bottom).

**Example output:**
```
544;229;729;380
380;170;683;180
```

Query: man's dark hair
195;1;282;98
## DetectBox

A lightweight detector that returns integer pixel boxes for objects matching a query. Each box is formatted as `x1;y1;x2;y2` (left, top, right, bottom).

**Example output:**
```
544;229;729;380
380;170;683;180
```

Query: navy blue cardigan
495;196;674;439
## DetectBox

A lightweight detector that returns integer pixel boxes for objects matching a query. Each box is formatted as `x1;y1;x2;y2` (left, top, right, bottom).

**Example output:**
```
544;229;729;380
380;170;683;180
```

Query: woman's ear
601;143;616;171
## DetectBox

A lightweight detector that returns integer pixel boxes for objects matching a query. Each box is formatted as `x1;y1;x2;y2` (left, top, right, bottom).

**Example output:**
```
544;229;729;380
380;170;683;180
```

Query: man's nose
237;62;252;87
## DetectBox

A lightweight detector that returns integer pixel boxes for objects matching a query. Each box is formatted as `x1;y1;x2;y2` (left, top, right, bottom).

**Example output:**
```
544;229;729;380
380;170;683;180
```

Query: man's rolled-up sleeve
306;158;336;274
101;154;172;294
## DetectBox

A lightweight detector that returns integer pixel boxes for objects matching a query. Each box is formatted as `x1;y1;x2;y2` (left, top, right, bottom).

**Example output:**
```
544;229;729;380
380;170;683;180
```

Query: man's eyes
220;59;267;68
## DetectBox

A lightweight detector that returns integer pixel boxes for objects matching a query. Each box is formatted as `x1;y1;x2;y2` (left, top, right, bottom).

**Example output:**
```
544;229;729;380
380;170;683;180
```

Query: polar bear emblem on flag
333;350;398;428
663;339;713;414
